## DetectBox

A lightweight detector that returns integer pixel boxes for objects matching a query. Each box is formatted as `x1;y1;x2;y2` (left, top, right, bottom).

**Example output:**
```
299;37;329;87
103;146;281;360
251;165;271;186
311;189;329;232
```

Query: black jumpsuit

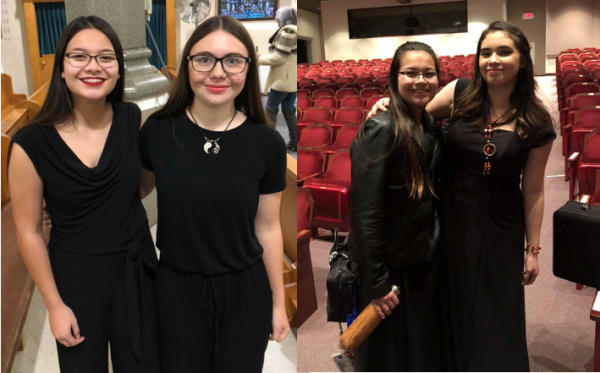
12;102;159;373
139;112;287;373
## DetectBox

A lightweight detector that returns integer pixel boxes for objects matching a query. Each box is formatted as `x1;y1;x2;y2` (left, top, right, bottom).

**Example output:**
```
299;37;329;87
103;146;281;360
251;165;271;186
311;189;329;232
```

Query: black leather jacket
347;111;444;300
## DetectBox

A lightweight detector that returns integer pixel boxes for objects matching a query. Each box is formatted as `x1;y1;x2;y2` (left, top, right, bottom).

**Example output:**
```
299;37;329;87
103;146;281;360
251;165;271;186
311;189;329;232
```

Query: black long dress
441;79;556;371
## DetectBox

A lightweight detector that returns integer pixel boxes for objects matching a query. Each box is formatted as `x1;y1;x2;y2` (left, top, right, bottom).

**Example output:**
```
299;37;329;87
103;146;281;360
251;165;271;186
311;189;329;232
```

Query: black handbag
327;229;360;323
553;200;600;289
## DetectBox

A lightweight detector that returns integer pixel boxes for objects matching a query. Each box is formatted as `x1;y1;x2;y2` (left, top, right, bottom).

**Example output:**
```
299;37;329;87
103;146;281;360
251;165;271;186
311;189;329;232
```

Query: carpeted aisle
297;76;597;372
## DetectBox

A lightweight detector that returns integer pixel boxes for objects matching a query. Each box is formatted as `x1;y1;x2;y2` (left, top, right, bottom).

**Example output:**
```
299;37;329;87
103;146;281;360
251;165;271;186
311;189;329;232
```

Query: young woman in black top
139;16;290;372
348;41;449;372
9;17;159;372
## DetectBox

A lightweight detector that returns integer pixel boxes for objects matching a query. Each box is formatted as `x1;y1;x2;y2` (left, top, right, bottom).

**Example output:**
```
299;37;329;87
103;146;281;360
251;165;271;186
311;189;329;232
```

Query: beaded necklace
483;108;511;175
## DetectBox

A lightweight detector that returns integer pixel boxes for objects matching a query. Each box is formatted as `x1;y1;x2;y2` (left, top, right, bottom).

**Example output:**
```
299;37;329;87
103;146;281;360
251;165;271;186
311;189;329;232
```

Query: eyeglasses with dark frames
398;71;438;81
65;53;118;68
187;54;251;74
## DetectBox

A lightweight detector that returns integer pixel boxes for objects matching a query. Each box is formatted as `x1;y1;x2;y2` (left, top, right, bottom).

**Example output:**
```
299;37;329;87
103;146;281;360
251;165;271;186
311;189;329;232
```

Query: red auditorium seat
299;79;316;88
297;123;333;148
312;88;335;99
355;76;374;86
336;77;353;86
336;88;359;101
360;87;384;100
322;123;362;155
365;95;386;109
300;107;333;124
303;150;352;232
342;82;360;90
331;107;365;126
362;82;381;89
323;83;340;91
339;95;364;108
569;129;600;200
560;84;600;127
298;89;310;98
298;97;311;110
304;84;320;94
297;187;313;233
316;78;334;87
313;97;337;109
297;147;326;184
375;76;390;86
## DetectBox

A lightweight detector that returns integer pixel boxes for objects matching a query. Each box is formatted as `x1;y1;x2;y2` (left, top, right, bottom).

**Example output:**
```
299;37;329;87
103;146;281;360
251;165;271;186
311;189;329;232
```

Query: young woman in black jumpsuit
138;16;290;372
370;21;556;371
9;17;159;373
348;42;450;372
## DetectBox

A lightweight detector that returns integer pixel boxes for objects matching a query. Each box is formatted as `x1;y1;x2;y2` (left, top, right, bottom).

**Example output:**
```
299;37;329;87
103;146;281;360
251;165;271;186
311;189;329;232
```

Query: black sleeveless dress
12;102;159;373
441;79;556;371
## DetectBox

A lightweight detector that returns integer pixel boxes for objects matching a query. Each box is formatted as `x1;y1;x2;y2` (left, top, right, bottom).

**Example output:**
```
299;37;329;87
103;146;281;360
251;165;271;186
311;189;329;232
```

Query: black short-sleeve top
11;102;151;249
139;112;287;274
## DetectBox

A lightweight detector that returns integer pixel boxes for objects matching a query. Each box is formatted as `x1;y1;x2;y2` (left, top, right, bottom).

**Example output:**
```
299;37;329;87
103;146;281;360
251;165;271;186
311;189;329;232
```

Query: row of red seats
298;95;386;112
299;86;386;101
556;48;600;207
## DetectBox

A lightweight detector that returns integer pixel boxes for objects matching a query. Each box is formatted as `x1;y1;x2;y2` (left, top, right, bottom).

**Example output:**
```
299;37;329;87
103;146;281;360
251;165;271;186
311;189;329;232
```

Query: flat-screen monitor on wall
218;0;278;21
348;1;468;39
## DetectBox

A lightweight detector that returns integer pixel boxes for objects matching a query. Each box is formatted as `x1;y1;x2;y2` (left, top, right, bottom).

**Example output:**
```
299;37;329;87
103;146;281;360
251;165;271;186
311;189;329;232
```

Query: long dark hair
152;16;271;128
452;21;552;143
27;16;124;128
358;41;440;199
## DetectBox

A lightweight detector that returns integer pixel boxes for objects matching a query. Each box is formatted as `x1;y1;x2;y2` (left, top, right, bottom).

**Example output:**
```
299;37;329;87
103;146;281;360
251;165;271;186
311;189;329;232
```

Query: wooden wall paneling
22;0;43;91
166;0;176;68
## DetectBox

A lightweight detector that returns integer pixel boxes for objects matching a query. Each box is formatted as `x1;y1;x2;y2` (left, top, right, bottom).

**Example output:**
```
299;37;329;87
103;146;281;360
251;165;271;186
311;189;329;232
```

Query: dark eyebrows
481;45;514;51
193;51;248;58
68;47;116;54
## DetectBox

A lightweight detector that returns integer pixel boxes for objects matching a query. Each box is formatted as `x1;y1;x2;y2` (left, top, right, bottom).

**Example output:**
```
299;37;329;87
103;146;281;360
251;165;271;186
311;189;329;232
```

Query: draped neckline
50;104;117;173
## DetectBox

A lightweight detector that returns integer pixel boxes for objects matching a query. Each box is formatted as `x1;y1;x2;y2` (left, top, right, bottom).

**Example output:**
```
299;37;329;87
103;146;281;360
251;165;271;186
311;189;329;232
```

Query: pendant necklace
188;107;237;155
483;107;511;175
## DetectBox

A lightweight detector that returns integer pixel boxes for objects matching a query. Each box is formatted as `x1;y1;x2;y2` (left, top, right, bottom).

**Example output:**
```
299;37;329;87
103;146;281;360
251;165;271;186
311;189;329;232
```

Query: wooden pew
1;74;26;121
1;79;49;373
281;155;298;325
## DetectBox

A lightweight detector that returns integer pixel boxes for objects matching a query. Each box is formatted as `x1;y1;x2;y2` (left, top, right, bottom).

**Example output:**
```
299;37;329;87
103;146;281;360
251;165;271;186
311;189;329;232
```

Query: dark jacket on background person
347;111;444;300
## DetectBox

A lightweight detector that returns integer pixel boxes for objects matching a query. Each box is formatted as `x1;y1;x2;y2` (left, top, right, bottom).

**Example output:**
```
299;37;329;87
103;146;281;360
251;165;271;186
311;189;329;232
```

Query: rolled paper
340;285;401;352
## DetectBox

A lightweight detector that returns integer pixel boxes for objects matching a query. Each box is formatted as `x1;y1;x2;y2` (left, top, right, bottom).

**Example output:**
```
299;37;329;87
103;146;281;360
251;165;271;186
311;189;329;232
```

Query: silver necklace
188;108;237;155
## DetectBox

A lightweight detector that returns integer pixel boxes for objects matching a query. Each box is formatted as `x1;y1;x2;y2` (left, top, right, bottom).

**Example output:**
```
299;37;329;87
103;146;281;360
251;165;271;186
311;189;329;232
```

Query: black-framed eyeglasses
398;71;438;81
65;53;118;68
187;54;251;74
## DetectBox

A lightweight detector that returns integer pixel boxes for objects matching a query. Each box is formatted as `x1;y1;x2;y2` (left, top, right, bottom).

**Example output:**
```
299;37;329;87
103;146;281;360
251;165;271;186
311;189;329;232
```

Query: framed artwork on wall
218;0;278;21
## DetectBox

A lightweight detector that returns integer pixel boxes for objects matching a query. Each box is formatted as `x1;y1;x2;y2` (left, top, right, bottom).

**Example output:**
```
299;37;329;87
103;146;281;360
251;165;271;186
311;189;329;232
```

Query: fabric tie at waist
51;236;158;371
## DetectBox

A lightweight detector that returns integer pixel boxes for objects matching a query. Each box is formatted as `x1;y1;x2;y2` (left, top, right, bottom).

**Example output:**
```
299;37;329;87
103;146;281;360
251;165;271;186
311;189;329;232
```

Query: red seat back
335;88;359;101
360;87;384;100
297;148;326;180
313;97;337;109
298;97;312;110
332;124;361;148
365;95;386;109
334;108;365;124
312;89;335;99
301;107;333;122
324;150;351;182
339;95;364;108
297;124;333;147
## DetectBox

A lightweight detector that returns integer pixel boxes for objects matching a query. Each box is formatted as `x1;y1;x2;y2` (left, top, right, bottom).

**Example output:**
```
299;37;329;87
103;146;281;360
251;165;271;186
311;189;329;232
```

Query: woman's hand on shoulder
270;305;291;343
366;97;391;120
424;79;458;120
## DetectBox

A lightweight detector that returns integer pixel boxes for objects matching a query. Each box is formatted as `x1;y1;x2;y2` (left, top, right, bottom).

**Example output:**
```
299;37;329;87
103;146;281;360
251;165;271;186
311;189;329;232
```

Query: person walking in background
258;6;297;150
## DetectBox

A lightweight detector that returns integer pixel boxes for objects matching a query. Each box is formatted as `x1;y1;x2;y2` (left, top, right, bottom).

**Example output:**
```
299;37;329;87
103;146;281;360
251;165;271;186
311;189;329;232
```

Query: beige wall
1;0;34;96
545;0;600;74
321;0;506;61
507;0;546;75
298;9;323;63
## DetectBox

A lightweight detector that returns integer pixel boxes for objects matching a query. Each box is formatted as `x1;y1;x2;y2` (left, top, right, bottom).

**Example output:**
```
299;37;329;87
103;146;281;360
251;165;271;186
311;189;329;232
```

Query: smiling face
61;28;120;103
396;51;438;109
187;29;249;109
479;31;521;87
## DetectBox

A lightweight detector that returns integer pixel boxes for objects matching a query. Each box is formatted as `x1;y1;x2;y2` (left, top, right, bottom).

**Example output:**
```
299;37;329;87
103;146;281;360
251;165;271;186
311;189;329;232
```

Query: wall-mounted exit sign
522;12;535;20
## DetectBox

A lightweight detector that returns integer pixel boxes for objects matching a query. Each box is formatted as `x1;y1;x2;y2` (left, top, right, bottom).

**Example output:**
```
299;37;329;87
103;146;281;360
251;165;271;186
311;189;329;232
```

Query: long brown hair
27;16;124;128
152;16;271;128
452;21;553;144
357;41;440;199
